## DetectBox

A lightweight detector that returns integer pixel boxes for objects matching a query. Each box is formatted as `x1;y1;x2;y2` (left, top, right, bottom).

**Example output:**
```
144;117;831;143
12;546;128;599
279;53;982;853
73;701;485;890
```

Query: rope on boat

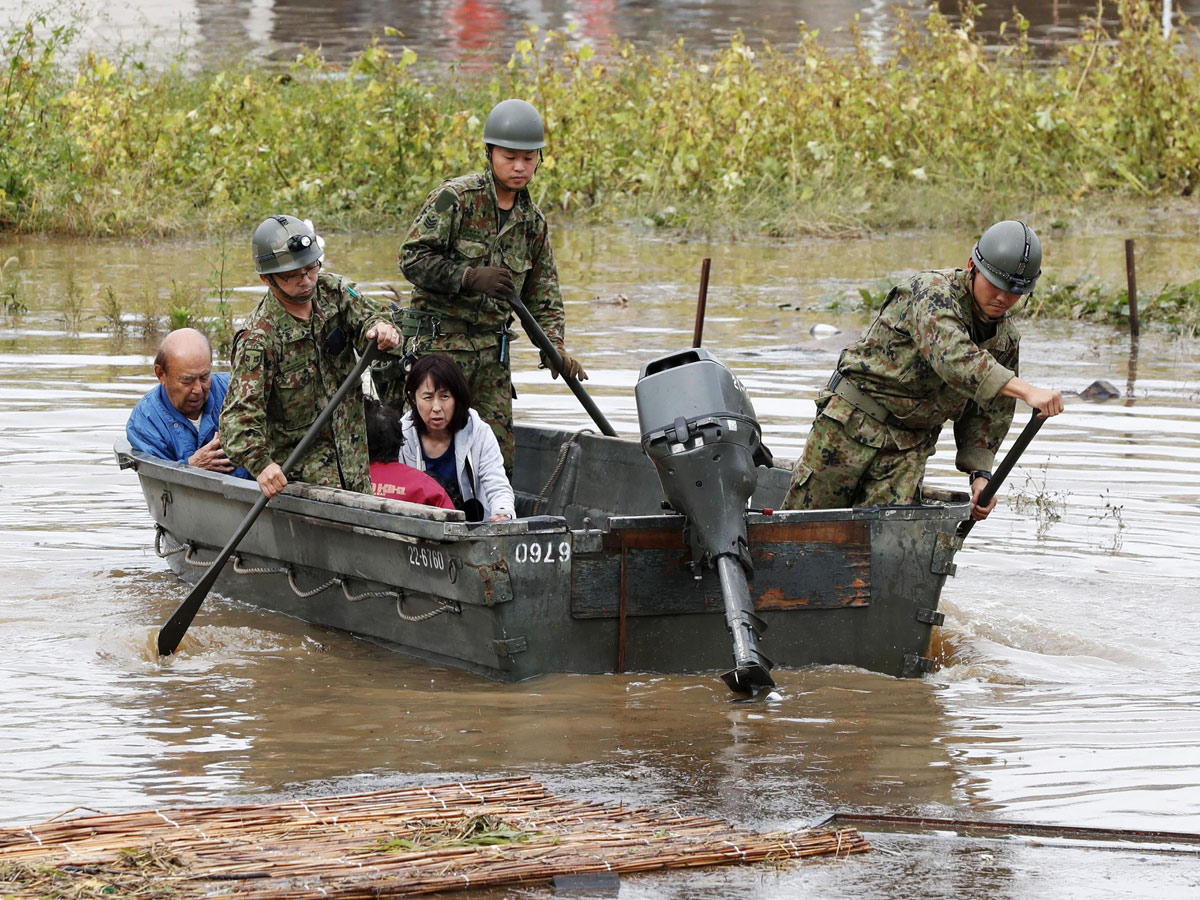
533;428;593;514
288;569;341;598
184;545;216;567
153;528;186;557
154;526;458;622
395;595;459;622
232;556;288;576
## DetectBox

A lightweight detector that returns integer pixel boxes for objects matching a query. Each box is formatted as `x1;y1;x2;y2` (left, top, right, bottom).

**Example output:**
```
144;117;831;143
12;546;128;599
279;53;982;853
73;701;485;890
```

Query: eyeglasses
276;260;321;284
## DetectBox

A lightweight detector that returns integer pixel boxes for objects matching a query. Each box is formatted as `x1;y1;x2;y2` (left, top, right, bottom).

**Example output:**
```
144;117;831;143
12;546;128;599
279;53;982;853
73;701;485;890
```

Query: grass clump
1;1;1199;239
1;255;27;324
376;814;539;852
1028;273;1200;335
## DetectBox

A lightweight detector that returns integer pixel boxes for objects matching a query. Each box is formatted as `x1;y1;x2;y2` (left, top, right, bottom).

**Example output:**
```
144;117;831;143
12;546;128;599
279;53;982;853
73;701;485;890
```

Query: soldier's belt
398;307;497;338
828;372;900;427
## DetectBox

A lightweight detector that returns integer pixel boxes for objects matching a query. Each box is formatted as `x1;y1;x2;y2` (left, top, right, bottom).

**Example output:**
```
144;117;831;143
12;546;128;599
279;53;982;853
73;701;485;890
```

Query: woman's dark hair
405;353;472;436
364;397;406;462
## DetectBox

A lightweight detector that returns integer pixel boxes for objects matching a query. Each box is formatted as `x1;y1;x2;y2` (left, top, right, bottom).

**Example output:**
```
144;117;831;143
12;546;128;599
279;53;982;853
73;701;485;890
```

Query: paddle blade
157;562;226;656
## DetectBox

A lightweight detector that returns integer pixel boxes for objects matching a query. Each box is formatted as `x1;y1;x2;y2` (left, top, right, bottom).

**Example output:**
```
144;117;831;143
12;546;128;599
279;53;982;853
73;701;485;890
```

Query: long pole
157;343;382;656
958;409;1046;540
1125;238;1140;339
692;258;711;348
506;295;617;437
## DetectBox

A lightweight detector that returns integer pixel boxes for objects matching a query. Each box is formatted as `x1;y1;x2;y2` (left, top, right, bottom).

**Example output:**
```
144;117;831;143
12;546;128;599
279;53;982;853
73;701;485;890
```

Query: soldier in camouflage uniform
783;221;1065;520
397;98;585;471
221;215;403;499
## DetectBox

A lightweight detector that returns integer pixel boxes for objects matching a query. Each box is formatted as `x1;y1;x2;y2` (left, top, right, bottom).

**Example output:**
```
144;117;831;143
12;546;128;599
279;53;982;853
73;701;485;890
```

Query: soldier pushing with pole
397;99;587;472
783;220;1065;520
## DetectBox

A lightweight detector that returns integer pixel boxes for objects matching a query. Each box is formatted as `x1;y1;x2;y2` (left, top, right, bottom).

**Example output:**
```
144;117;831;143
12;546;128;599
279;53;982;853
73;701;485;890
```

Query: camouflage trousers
782;413;939;510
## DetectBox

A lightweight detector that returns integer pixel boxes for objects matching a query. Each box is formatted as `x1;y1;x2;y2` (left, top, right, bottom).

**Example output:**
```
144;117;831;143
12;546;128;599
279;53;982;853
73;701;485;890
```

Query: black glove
463;266;514;300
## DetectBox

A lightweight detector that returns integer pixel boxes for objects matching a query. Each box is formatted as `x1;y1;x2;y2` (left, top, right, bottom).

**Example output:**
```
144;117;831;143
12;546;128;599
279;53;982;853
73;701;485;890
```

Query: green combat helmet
482;99;546;150
972;220;1042;295
252;215;322;275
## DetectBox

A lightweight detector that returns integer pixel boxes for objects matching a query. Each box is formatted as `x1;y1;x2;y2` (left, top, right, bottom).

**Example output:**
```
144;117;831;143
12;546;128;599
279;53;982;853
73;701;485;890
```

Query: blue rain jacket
125;373;250;479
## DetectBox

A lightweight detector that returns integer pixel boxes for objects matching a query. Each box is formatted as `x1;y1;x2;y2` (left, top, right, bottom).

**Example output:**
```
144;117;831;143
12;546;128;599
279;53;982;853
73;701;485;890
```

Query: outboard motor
636;348;775;693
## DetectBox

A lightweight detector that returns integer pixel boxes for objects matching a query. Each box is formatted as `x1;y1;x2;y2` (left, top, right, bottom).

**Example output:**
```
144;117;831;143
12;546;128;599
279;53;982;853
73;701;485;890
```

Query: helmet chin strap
267;275;314;305
967;266;1003;324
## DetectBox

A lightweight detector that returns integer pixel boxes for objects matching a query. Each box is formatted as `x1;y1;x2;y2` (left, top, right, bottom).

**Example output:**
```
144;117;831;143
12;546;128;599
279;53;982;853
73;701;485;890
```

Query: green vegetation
1027;273;1200;334
1;255;27;323
60;270;87;332
376;814;538;851
2;1;1199;239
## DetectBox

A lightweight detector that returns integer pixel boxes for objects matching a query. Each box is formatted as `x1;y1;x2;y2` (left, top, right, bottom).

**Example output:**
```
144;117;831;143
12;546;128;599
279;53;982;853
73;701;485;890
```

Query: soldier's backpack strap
230;328;250;365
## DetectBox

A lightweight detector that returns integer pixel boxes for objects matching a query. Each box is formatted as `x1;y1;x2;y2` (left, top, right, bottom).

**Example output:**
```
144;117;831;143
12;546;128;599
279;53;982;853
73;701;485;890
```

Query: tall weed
0;1;1198;237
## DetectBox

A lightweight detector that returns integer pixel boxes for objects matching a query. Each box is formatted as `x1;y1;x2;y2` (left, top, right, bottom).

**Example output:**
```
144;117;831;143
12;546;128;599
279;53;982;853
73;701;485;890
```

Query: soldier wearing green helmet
221;215;404;499
397;98;585;472
782;220;1064;519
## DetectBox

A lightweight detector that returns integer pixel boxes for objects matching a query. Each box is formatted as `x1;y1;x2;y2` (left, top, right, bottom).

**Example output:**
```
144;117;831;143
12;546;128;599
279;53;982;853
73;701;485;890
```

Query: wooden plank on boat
571;520;870;618
289;483;466;522
0;777;868;898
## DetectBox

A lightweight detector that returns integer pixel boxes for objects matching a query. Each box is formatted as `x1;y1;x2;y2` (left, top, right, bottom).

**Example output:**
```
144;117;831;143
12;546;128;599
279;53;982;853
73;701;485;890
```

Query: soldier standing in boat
396;98;586;471
221;215;403;499
783;220;1065;521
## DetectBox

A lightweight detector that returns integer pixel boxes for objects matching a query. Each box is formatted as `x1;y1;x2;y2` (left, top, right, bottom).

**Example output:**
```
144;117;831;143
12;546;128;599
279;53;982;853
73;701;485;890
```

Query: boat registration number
514;540;572;565
408;546;447;570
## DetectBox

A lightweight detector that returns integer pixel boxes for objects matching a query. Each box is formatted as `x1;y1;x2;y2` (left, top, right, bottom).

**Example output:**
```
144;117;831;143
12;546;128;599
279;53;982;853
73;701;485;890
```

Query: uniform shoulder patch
434;189;457;213
239;343;265;372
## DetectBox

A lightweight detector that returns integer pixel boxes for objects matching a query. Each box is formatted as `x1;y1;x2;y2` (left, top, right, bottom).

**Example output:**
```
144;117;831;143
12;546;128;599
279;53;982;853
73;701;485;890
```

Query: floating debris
591;293;629;307
809;323;841;338
0;776;867;898
1079;379;1121;400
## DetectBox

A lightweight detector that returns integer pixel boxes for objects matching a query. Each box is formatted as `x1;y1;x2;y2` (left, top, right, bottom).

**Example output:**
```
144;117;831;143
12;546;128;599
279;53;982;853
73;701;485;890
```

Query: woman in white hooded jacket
397;353;515;521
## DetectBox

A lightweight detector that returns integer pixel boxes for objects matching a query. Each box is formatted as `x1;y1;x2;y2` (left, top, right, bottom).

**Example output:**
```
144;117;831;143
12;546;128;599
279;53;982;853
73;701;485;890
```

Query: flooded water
2;222;1199;895
2;0;1196;69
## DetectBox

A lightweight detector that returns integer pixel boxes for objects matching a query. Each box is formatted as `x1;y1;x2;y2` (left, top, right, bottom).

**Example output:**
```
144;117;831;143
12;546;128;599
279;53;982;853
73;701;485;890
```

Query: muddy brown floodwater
2;224;1199;897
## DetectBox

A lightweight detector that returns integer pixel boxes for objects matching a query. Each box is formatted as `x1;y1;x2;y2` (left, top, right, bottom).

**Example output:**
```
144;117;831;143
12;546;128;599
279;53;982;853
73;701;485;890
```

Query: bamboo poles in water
0;776;867;898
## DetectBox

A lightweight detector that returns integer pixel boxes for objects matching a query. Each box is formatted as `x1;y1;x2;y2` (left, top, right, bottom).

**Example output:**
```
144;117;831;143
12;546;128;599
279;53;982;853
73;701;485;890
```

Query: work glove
462;266;514;300
541;347;587;381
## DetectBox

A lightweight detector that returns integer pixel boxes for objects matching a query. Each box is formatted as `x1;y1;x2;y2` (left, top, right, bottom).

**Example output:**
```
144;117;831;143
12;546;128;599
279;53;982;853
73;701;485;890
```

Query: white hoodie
398;408;515;520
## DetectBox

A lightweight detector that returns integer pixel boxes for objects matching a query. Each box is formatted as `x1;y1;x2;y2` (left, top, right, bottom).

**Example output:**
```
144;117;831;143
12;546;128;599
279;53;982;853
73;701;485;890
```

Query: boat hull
121;425;967;682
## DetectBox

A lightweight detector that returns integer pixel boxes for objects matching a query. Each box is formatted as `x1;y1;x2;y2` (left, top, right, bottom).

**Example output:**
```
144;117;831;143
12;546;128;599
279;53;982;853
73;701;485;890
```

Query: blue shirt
125;372;250;479
421;436;458;486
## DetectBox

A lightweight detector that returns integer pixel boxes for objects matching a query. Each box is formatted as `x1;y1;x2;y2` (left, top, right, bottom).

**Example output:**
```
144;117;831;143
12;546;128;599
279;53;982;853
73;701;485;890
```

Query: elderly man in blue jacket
126;327;249;478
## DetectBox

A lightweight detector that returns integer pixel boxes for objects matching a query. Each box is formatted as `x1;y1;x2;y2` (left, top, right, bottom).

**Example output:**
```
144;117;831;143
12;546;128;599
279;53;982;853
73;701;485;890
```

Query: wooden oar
958;408;1046;540
156;342;382;656
506;295;617;437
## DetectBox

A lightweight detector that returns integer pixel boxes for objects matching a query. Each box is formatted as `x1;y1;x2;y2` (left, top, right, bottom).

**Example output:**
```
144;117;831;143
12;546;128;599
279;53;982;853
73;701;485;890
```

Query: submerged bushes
1;1;1198;236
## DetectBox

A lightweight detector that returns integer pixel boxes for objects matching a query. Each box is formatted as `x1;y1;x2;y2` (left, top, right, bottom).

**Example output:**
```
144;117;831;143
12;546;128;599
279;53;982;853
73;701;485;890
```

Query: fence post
1124;239;1140;339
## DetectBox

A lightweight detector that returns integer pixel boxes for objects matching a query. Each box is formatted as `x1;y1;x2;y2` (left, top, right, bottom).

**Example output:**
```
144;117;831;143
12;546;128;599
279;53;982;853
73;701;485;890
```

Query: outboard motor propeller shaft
635;349;775;693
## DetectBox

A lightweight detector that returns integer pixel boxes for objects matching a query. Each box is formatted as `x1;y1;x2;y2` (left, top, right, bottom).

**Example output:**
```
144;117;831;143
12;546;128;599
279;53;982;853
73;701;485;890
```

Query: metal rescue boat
118;349;968;690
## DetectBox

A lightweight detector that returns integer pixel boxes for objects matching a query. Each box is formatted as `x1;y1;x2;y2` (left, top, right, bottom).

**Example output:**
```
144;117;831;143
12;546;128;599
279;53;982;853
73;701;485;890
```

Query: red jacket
369;462;455;509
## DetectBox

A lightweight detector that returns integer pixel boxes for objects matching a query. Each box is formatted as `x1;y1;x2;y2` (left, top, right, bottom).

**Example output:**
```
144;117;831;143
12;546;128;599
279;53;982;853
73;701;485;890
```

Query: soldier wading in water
397;98;586;472
783;220;1065;521
221;215;403;499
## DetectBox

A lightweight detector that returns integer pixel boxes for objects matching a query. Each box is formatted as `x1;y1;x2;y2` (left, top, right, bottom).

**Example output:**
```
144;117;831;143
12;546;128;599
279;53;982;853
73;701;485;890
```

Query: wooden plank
572;520;870;619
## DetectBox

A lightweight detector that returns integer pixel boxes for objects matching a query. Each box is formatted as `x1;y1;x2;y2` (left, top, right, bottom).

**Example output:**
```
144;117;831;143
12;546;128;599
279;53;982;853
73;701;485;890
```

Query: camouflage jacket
398;170;565;352
823;268;1019;474
220;272;393;494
